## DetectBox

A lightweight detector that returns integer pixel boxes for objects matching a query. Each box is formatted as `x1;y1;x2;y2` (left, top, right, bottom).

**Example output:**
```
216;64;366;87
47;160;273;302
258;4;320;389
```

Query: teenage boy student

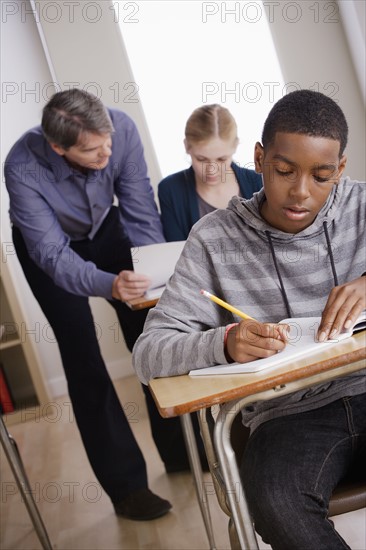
4;88;207;521
133;90;366;548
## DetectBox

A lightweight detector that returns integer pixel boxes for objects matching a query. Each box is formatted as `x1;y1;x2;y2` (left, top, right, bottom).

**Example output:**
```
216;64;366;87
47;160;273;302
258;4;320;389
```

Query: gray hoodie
133;178;365;430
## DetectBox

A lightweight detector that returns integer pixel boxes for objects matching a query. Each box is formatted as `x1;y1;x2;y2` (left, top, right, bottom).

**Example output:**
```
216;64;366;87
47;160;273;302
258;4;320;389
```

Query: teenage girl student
158;104;262;241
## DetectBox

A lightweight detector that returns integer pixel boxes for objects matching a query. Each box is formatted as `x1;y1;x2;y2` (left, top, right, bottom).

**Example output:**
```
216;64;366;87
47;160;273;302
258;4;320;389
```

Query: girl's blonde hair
185;104;238;147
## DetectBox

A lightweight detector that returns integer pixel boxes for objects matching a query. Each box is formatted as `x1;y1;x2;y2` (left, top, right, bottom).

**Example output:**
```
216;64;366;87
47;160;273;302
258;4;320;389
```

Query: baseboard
48;357;135;398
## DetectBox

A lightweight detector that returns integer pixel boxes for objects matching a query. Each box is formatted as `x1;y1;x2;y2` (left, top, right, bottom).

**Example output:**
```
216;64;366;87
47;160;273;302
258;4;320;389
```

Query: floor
1;375;365;550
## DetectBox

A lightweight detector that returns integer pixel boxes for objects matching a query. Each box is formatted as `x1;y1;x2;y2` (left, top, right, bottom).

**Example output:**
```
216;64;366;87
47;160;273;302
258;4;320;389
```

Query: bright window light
115;1;285;178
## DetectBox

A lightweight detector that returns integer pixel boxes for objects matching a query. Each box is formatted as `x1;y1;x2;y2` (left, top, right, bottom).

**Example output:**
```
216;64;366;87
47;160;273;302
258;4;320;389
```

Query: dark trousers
12;208;204;502
241;394;366;550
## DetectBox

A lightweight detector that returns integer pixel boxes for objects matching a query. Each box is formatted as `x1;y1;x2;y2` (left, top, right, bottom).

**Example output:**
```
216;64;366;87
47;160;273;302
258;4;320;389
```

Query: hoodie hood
227;180;347;317
228;180;342;242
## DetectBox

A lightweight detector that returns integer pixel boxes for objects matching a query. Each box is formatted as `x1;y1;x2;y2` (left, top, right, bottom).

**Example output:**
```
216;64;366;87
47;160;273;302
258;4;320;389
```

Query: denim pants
240;393;366;550
12;208;205;502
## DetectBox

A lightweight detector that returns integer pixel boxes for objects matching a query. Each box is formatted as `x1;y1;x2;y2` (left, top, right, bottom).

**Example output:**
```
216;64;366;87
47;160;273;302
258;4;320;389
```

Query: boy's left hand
318;276;366;341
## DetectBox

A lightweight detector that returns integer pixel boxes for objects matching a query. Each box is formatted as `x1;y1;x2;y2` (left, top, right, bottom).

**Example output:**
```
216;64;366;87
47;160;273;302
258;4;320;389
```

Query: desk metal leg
180;414;217;550
214;402;259;550
0;416;53;550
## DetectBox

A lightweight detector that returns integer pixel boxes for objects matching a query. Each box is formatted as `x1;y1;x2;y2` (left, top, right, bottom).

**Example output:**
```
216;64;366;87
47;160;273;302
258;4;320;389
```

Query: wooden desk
126;296;159;311
149;331;366;549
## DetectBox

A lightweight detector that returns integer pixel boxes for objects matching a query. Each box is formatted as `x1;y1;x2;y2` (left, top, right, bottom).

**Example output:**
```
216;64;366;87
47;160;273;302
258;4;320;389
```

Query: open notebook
189;311;366;376
131;241;185;300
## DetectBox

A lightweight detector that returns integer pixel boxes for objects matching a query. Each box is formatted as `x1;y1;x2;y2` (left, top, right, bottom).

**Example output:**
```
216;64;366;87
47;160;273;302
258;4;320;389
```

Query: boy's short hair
262;90;348;157
42;88;114;149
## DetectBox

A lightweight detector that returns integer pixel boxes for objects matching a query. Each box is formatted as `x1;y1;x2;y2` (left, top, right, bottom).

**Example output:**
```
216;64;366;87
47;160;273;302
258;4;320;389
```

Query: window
116;1;285;177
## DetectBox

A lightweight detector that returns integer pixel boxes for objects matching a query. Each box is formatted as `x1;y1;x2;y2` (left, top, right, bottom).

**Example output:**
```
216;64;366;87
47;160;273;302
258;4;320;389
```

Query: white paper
144;286;166;300
131;241;185;295
189;312;366;376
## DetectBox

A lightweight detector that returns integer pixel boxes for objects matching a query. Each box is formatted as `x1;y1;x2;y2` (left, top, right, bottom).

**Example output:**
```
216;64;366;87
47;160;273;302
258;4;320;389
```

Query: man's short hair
262;90;348;157
42;88;114;149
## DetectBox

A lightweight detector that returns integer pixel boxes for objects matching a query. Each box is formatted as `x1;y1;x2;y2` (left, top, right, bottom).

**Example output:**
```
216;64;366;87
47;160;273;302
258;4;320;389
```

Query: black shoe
113;489;172;521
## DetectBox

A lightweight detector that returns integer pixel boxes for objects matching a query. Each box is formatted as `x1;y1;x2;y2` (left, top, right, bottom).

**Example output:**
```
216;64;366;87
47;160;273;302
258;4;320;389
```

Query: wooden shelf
0;334;21;351
0;265;50;425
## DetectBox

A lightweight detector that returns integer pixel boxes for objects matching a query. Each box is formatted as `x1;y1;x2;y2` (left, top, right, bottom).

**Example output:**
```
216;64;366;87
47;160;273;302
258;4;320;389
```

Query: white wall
265;0;365;178
1;0;65;395
338;0;366;107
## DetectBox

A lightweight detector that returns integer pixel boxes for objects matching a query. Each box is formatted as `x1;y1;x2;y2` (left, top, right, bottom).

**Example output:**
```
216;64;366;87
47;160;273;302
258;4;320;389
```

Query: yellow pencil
200;290;256;321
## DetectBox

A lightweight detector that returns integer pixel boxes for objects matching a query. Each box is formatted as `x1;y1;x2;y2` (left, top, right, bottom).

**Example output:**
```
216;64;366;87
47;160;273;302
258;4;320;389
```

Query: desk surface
149;331;366;417
126;296;159;310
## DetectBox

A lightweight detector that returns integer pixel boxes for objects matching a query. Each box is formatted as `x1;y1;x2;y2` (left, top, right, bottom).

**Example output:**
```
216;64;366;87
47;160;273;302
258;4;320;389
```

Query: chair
199;406;366;550
0;414;53;550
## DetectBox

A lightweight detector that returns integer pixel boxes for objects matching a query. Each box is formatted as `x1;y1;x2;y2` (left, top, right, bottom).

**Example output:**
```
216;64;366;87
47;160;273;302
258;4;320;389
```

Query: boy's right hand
225;320;289;363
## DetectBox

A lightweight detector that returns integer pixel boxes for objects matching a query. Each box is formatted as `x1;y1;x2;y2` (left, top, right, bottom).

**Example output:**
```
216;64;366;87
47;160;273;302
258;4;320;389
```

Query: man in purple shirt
4;89;205;520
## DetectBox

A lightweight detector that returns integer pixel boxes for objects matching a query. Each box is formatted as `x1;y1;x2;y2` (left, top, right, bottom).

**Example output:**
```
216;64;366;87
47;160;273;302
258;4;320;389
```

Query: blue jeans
240;393;366;550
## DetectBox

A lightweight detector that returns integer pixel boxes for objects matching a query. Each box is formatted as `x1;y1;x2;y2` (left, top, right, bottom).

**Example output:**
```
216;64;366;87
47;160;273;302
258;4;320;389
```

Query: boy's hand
226;320;289;363
318;276;366;342
112;270;151;302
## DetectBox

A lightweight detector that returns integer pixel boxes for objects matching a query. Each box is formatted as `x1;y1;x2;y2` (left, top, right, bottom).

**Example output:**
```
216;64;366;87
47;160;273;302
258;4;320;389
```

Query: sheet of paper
131;241;185;292
144;286;166;300
189;315;366;376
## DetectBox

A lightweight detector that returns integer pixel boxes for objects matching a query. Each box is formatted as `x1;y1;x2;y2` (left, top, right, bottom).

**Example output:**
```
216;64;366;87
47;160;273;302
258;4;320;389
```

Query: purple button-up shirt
5;109;164;298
